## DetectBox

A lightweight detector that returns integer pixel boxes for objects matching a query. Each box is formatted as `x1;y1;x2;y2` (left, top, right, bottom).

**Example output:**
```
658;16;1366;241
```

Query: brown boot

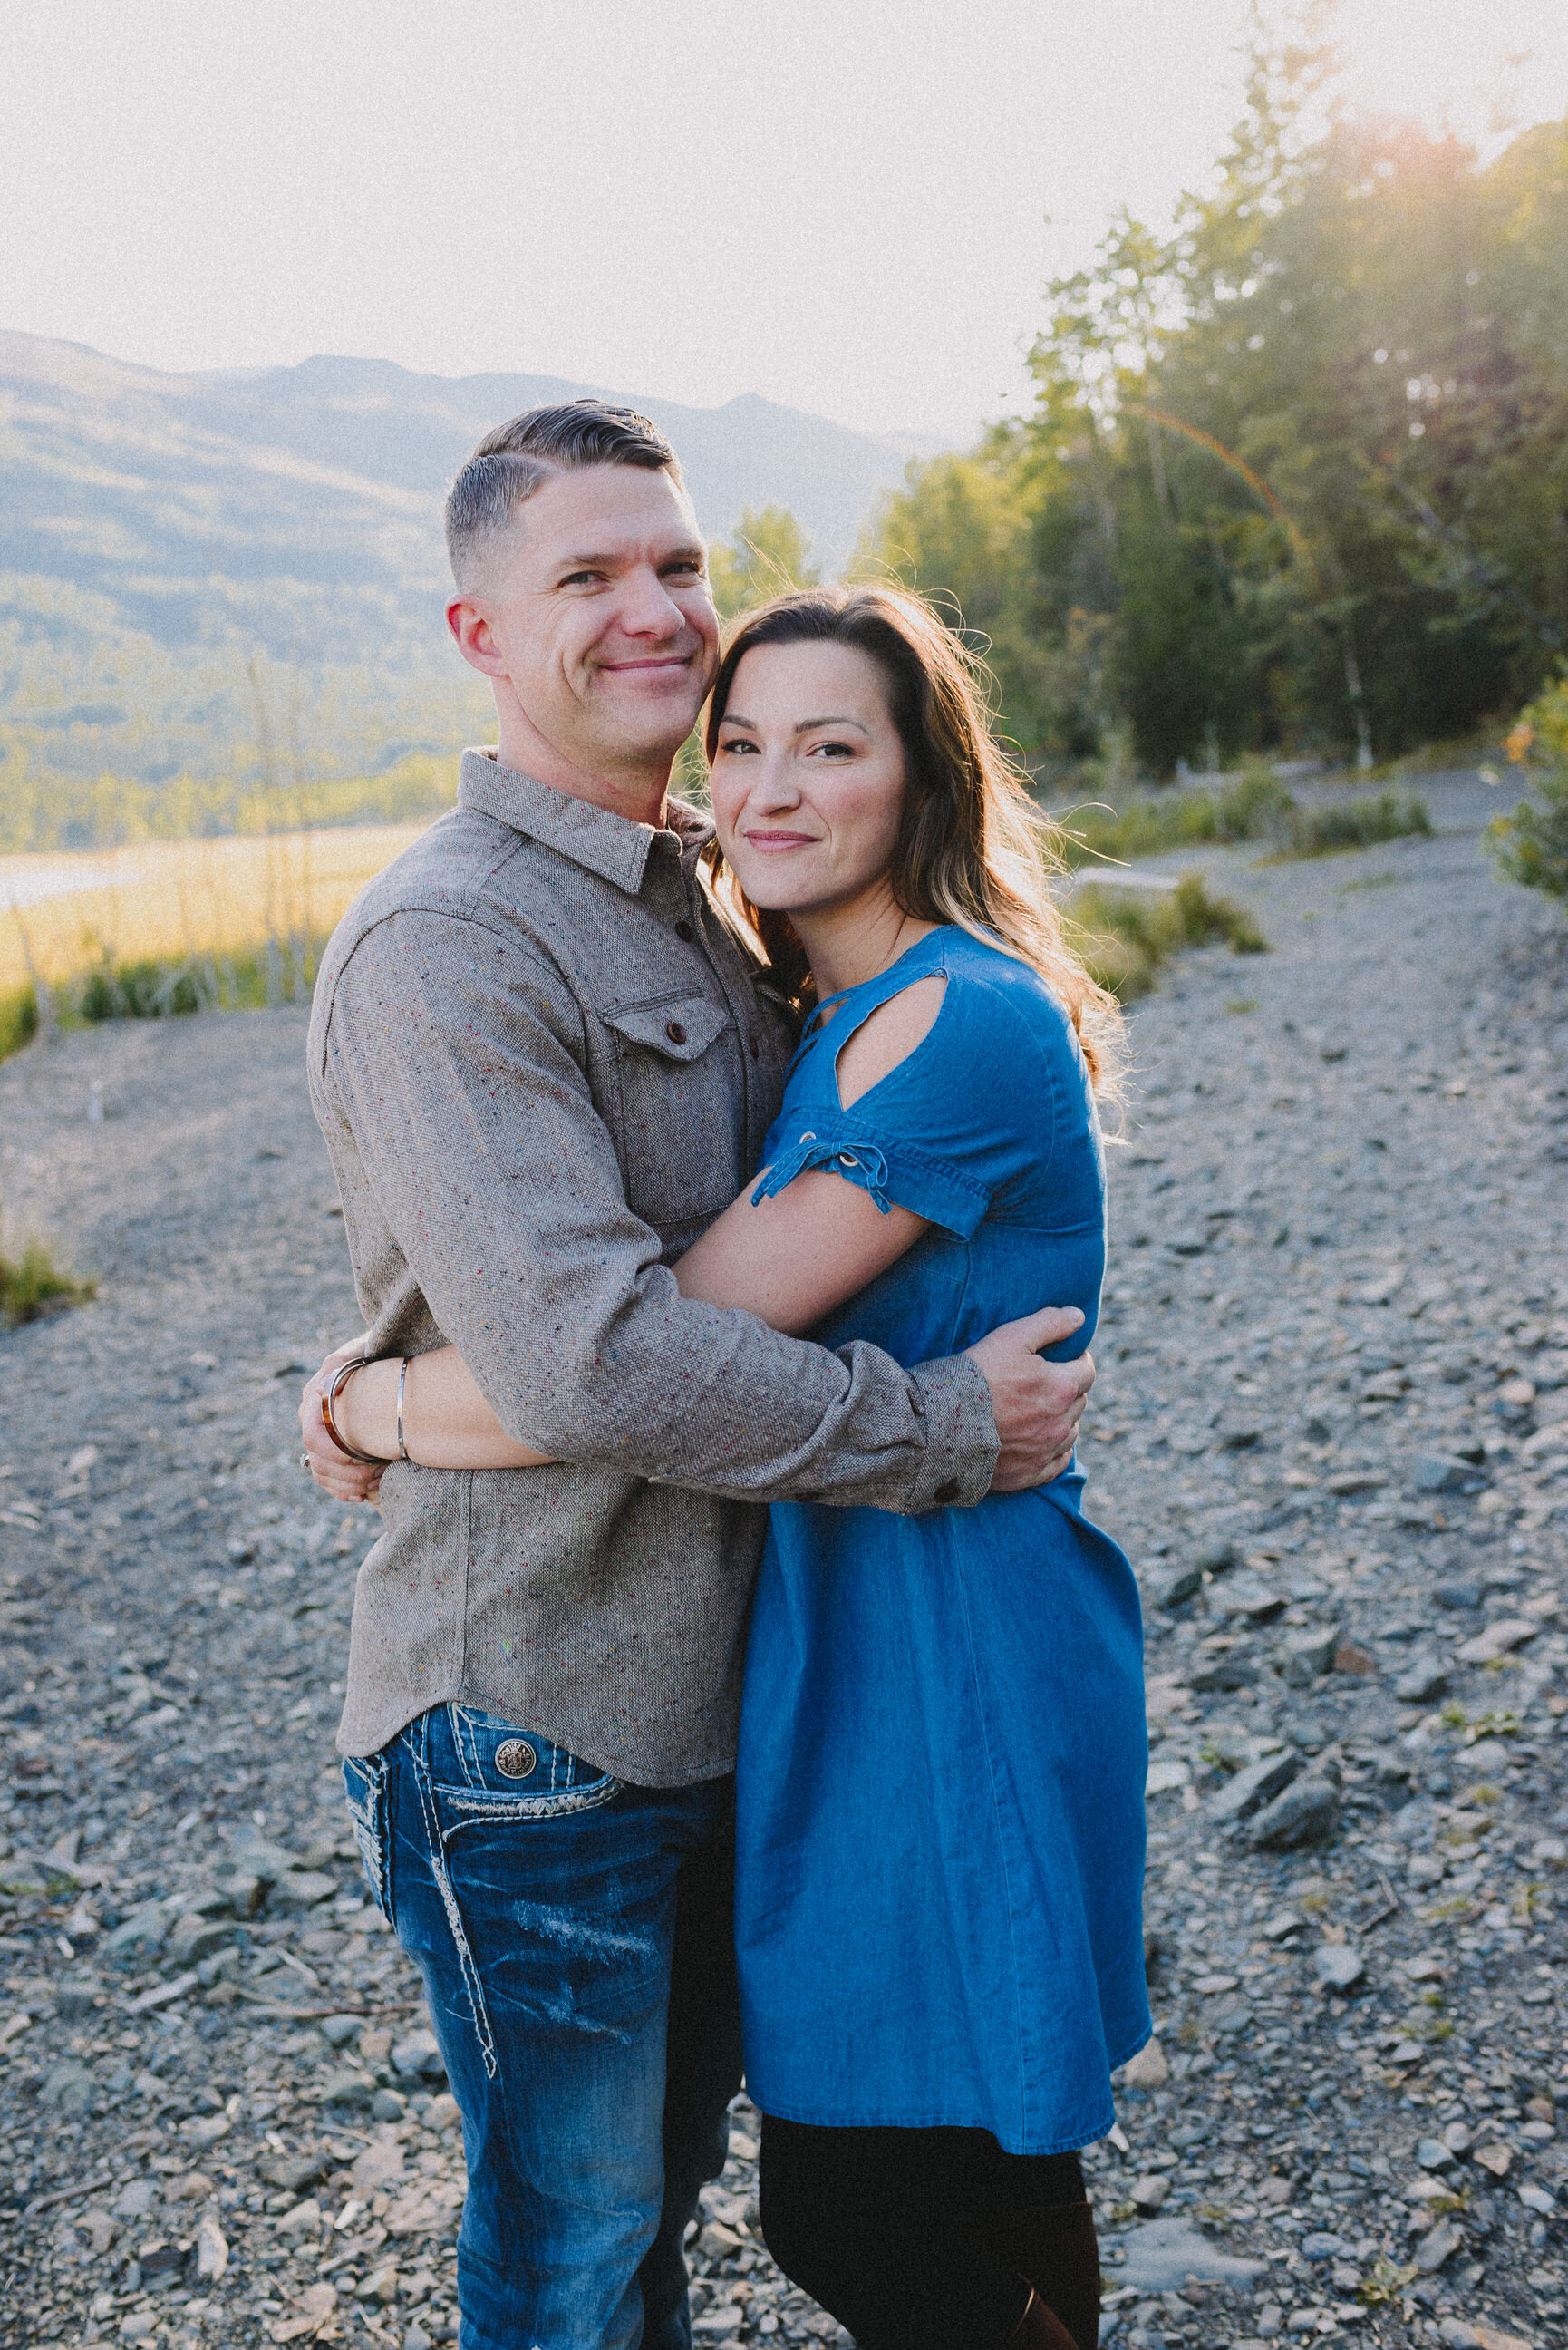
971;2199;1100;2350
1007;2287;1081;2350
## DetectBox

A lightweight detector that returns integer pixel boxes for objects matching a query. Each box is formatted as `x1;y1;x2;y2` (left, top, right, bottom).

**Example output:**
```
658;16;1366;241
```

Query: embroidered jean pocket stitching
446;1703;487;1789
341;1754;393;1923
411;1757;498;2081
437;1775;624;1824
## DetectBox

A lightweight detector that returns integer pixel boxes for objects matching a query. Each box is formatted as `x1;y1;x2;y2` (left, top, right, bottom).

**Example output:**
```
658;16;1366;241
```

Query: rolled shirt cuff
906;1353;1000;1511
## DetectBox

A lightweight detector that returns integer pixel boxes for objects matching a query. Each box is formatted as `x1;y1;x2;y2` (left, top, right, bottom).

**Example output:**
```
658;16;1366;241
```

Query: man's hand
965;1307;1094;1492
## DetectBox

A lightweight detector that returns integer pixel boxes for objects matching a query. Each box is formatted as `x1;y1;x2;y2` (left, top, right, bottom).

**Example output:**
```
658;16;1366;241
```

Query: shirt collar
458;748;714;896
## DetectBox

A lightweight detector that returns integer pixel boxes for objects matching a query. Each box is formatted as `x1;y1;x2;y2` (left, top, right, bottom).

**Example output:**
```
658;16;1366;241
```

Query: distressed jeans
343;1705;742;2350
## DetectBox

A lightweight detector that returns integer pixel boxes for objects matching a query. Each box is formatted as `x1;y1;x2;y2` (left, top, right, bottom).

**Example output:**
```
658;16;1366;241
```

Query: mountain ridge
0;332;931;794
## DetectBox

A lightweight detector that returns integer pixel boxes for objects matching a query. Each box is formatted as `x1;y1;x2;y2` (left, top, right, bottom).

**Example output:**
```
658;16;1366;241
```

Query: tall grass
0;1210;95;1327
0;985;38;1061
0;822;430;1057
1057;768;1431;870
1076;873;1269;1002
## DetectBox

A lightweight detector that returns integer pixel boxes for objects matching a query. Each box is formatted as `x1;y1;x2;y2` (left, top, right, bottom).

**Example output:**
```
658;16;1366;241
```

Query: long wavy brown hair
702;584;1121;1094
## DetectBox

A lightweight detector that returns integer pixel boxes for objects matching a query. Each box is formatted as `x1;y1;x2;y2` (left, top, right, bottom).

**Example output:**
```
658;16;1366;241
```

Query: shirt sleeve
751;971;1060;1235
317;908;998;1514
751;1119;992;1236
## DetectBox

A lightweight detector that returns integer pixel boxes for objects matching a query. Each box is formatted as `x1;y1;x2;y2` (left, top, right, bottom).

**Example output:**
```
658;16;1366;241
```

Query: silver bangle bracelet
396;1356;412;1464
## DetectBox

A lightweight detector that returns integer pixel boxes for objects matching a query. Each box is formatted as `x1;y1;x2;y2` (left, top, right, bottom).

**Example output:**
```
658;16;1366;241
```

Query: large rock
214;1868;265;1917
1312;1944;1366;1993
1215;1575;1287;1625
268;1869;338;1911
1209;1750;1302;1825
194;2214;228;2282
1413;1454;1484;1494
1190;1656;1257;1693
391;2029;447;2083
40;2059;93;2113
1248;1774;1341;1850
1279;1626;1341;1686
259;2152;328;2194
227;1836;301;1886
1150;1562;1204;1609
1118;2038;1169;2088
166;1913;233;1968
1456;1618;1539;1665
1116;2216;1266;2293
317;2066;376;2108
1413;2217;1464;2273
101;1901;169;1959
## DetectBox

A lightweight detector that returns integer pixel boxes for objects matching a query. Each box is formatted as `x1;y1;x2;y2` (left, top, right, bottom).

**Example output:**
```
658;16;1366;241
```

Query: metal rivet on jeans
494;1739;537;1780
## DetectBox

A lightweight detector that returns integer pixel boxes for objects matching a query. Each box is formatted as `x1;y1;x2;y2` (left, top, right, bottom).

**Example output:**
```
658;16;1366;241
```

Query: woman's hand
300;1341;385;1507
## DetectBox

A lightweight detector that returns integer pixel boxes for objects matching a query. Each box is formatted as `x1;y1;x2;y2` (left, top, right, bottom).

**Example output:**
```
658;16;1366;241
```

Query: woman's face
710;641;907;917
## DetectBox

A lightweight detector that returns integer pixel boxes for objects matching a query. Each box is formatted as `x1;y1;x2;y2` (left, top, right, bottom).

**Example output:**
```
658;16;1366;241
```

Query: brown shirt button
674;918;696;942
665;1020;688;1044
934;1481;960;1505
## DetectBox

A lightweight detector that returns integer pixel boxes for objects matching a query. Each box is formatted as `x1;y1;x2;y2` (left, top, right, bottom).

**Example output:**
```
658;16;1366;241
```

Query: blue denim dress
734;926;1150;2154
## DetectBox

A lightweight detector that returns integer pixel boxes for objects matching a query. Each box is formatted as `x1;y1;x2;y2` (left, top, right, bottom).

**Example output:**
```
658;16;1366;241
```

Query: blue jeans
344;1705;742;2350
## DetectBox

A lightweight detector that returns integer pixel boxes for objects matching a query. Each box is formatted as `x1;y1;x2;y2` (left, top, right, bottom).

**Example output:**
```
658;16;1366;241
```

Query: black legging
759;2117;1086;2350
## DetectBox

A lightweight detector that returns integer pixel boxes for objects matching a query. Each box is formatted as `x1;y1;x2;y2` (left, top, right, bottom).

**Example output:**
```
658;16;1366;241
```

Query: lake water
0;847;169;912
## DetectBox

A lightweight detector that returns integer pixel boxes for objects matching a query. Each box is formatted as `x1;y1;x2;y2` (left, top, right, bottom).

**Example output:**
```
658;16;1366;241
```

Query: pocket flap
600;995;731;1063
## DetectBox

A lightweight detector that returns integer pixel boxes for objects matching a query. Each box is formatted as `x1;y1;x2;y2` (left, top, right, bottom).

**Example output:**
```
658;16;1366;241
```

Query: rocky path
1;772;1565;2350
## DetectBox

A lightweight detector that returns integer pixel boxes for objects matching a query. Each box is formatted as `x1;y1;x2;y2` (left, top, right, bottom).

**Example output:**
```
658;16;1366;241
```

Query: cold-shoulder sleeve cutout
833;973;948;1110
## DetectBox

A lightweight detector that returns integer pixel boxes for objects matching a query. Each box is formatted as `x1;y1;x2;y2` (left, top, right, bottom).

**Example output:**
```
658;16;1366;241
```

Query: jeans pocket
431;1706;624;1825
342;1751;394;1922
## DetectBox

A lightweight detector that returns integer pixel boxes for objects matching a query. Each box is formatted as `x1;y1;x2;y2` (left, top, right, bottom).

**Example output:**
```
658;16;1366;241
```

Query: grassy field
0;808;1273;1067
0;822;431;1001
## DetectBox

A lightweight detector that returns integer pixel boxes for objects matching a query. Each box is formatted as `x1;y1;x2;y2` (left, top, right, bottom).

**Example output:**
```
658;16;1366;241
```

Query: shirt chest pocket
597;992;742;1233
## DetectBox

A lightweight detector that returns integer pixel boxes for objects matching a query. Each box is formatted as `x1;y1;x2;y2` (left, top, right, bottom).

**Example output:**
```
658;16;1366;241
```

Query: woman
305;588;1148;2350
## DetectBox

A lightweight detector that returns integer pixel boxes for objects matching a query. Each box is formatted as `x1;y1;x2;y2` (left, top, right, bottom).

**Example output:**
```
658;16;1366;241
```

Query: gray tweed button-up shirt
308;749;999;1784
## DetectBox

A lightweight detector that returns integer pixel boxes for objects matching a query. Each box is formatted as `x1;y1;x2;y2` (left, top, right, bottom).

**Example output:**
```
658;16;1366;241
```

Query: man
304;402;1095;2350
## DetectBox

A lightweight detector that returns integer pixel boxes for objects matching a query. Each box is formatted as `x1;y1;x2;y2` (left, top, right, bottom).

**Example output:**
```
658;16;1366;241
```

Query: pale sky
3;0;1565;442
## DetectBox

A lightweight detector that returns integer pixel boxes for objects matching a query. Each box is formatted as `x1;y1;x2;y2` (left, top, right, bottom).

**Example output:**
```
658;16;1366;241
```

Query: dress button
934;1481;960;1505
675;918;695;942
665;1020;688;1044
749;1036;760;1059
494;1739;537;1780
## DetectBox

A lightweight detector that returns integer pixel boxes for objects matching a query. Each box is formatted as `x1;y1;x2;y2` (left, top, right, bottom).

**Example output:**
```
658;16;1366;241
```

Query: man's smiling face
449;463;720;793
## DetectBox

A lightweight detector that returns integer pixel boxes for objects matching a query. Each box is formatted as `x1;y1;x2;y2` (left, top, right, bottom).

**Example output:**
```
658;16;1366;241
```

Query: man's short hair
444;401;683;588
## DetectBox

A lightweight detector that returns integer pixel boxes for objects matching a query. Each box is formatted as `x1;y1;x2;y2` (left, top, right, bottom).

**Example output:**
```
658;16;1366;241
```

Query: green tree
862;7;1568;780
1490;673;1568;907
708;507;820;618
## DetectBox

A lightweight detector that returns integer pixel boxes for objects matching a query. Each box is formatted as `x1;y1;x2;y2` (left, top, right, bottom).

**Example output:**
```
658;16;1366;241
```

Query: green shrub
0;985;37;1063
78;957;204;1021
1490;674;1568;907
1289;790;1432;855
1075;873;1269;1001
0;1232;95;1326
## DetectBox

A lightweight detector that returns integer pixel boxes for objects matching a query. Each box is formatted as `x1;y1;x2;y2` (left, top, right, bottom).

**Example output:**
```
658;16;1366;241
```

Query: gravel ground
1;771;1565;2350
